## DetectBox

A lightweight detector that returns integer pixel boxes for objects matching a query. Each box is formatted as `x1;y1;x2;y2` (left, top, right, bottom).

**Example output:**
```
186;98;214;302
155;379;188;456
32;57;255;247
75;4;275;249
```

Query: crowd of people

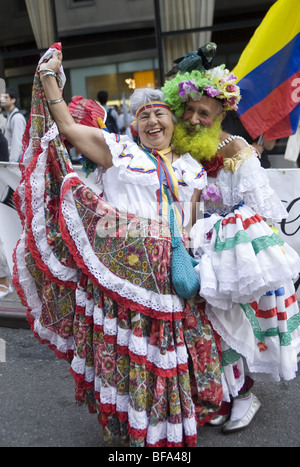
2;42;300;447
96;89;136;140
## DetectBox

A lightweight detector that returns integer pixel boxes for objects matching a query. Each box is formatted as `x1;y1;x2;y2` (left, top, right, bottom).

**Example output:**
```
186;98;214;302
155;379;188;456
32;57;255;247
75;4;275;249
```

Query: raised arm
39;50;113;169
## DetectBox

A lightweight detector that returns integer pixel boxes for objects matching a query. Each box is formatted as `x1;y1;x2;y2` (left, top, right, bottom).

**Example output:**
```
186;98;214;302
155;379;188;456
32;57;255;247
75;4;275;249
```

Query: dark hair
97;90;108;105
5;87;18;100
222;110;254;144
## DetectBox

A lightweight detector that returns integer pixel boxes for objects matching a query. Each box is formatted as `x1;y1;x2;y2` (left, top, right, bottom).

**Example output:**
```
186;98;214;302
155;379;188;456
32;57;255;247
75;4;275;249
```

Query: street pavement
1;289;300;448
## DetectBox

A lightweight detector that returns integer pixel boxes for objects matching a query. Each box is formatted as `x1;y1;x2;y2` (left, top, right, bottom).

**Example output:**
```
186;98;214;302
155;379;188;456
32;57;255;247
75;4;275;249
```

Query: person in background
0;127;9;162
0;109;10;297
0;106;6;134
222;110;276;168
0;88;26;162
117;104;136;140
96;89;119;134
0;235;12;298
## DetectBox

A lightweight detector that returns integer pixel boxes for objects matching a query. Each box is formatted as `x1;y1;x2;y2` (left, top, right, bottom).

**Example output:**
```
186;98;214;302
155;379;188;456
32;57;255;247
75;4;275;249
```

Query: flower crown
162;65;241;117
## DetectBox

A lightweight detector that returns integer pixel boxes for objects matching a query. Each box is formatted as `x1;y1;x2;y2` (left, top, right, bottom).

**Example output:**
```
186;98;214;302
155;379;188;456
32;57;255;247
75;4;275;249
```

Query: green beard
172;117;222;162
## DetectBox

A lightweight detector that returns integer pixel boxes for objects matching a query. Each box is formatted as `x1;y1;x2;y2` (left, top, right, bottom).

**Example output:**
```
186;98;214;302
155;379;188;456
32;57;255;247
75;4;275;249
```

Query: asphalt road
1;322;300;449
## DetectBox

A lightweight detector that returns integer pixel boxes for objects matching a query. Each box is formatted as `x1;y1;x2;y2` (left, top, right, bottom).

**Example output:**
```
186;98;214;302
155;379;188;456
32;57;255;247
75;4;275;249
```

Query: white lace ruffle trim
61;173;184;315
211;157;288;222
82;372;197;444
205;296;300;383
14;233;74;355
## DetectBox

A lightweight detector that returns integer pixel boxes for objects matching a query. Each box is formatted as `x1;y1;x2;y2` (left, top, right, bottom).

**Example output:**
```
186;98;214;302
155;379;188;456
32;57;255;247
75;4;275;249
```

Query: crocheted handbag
142;146;200;299
167;191;200;300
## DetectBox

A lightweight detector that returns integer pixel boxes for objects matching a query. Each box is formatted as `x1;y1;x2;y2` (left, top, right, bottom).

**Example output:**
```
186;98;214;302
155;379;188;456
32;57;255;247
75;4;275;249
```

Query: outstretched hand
40;50;62;74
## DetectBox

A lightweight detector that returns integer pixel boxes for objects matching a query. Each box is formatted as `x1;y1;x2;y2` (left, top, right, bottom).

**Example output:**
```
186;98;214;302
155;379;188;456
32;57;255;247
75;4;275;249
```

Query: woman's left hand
39;50;63;74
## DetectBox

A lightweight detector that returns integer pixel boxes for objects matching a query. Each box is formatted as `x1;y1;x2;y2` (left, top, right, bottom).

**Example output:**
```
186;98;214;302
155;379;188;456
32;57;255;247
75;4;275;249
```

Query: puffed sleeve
219;151;288;222
172;153;207;202
102;131;159;187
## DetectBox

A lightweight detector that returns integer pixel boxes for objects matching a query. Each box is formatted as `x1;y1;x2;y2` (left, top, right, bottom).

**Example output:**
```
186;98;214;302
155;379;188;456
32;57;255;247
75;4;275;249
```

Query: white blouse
203;147;288;222
101;132;207;226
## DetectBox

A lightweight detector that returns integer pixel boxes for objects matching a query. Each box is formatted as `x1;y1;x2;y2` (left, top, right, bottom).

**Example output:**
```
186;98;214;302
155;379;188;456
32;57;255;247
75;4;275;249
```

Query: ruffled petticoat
192;203;300;399
12;46;223;447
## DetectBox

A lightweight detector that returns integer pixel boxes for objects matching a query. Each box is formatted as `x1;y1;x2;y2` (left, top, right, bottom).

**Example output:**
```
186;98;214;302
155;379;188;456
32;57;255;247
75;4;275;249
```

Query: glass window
119;70;157;92
118;59;160;95
82;59;160;106
86;73;119;102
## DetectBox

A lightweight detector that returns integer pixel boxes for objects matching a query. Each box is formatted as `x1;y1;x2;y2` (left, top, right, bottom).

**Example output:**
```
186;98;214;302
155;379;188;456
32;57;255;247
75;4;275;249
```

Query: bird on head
165;42;217;78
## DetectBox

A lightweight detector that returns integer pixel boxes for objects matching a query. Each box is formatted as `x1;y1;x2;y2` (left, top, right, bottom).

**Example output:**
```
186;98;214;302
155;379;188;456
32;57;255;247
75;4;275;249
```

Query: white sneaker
0;285;13;298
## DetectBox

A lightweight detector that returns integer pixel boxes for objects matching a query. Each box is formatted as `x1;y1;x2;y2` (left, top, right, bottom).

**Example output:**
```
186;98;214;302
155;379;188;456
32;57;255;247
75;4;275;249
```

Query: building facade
0;0;276;109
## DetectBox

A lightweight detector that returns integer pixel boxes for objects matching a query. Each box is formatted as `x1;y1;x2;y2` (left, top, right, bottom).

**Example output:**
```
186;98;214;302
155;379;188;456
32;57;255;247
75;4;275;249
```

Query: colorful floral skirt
12;63;223;446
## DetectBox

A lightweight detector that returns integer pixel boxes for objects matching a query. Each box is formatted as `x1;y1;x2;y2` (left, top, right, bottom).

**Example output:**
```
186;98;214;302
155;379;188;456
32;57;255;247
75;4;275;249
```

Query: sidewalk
1;287;300;448
0;324;299;448
1;291;300;447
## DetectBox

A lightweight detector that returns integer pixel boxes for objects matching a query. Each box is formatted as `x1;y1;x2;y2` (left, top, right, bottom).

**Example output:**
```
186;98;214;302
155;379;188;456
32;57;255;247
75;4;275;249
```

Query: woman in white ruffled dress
191;134;300;431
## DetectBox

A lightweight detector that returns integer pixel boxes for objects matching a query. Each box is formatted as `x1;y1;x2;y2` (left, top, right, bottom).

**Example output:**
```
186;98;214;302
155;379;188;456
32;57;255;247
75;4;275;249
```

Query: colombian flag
233;0;300;141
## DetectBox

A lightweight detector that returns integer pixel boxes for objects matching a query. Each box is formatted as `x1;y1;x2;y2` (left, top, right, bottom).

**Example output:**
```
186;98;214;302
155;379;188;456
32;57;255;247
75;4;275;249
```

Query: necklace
217;135;248;150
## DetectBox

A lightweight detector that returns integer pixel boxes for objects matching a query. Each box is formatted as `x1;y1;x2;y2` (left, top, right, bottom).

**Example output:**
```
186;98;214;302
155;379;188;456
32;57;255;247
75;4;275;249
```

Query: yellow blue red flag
233;0;300;141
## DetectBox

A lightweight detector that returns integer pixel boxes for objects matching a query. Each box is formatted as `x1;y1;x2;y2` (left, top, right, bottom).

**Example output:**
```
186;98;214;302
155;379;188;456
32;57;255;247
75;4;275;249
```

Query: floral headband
162;65;241;117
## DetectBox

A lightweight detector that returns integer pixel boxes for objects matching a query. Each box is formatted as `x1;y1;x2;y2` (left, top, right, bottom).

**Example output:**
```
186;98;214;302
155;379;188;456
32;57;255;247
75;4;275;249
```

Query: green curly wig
161;70;211;118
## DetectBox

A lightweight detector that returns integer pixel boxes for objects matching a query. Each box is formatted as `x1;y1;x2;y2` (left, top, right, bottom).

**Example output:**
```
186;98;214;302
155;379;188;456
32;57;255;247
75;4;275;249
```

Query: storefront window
74;58;159;106
86;73;119;103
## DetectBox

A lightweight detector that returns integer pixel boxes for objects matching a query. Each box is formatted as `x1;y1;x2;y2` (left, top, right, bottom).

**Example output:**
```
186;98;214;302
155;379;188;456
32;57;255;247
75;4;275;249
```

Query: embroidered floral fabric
12;44;222;447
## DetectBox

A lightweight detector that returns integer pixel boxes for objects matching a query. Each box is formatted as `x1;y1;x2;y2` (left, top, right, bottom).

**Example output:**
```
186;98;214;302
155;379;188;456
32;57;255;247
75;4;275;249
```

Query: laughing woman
13;44;223;447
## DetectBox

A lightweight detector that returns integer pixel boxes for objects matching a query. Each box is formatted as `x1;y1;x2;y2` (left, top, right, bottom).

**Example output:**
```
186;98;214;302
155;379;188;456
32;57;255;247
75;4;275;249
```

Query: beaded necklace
217;135;249;150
